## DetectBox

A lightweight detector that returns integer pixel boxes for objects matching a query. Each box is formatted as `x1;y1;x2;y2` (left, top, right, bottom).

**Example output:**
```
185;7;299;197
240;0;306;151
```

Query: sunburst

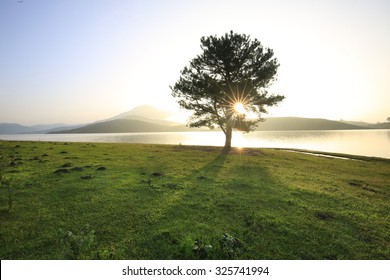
233;102;246;114
223;82;251;117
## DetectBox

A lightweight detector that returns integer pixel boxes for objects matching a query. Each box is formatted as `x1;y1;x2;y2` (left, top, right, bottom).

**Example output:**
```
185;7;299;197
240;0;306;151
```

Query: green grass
0;140;389;259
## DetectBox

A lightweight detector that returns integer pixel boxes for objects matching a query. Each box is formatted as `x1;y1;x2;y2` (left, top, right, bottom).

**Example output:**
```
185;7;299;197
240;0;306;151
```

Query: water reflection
0;130;389;159
238;130;390;158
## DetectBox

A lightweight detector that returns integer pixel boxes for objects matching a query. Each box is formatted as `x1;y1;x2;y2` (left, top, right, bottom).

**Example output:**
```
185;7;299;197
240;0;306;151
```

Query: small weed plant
60;224;96;259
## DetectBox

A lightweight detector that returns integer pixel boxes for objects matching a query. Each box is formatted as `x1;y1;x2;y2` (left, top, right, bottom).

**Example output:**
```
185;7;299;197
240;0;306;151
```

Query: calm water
1;130;389;159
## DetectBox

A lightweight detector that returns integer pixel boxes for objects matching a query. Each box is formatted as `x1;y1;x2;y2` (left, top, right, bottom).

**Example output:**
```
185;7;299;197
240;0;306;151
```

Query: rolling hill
51;116;369;134
255;117;365;131
0;123;34;134
2;105;389;134
0;123;84;134
50;119;193;134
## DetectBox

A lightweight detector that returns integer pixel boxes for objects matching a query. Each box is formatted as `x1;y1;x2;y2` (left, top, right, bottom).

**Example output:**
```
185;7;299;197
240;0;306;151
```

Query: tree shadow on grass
196;149;228;177
130;148;283;259
126;148;230;258
130;147;372;260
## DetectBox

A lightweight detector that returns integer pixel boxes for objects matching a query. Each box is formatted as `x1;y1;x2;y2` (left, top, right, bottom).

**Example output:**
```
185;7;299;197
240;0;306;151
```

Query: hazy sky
1;0;389;125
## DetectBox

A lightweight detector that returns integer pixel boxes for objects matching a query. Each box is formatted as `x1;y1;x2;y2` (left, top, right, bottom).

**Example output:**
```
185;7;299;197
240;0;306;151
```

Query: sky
0;0;389;125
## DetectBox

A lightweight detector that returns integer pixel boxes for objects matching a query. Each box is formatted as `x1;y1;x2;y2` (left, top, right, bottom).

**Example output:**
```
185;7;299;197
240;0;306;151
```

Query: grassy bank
0;140;389;259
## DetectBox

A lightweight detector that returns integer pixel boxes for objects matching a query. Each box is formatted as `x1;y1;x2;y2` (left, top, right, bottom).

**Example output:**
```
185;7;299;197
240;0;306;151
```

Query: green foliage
171;31;285;148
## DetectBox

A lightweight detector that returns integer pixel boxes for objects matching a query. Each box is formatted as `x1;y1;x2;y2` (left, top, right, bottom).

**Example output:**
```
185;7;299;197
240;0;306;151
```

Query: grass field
0;140;389;259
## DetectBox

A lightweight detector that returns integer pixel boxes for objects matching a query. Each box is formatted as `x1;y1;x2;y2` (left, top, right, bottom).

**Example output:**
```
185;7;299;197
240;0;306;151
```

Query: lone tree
171;31;285;149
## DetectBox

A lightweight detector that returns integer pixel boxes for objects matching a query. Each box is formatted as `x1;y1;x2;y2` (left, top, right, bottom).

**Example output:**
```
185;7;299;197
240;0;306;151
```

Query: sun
233;102;246;114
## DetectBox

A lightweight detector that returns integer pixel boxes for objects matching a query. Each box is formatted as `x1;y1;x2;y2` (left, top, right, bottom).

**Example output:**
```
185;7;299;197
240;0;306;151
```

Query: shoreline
277;148;390;162
1;129;389;160
1;139;390;162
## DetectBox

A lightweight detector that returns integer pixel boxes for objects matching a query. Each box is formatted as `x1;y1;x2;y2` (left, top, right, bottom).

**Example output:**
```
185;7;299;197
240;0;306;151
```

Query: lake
1;129;389;159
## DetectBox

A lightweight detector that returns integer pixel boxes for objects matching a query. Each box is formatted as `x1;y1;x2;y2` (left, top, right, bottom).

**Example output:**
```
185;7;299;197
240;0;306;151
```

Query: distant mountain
0;105;178;134
2;104;389;135
107;114;179;126
370;122;390;129
340;120;390;129
35;124;85;134
96;105;179;126
50;119;193;134
108;105;174;120
0;123;34;134
124;105;173;119
51;116;371;134
0;123;82;134
339;120;372;127
255;117;366;131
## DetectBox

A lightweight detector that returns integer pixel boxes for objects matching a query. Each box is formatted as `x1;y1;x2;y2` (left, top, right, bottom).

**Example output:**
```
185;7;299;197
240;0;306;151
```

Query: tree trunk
224;126;232;150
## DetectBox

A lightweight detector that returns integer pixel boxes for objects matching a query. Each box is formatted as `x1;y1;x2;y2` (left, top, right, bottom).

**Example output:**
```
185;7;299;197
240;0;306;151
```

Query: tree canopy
171;31;285;149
